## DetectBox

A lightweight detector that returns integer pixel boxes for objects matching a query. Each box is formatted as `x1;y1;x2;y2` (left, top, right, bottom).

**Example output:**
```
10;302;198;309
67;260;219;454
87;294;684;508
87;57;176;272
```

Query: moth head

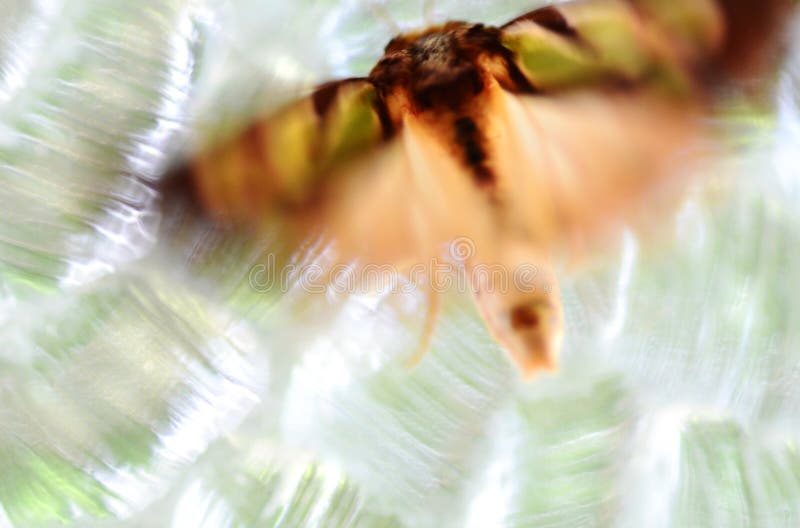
369;22;498;111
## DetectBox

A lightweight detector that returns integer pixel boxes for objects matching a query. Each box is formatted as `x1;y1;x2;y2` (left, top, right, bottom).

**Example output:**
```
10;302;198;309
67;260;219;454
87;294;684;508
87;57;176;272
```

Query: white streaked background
1;1;800;527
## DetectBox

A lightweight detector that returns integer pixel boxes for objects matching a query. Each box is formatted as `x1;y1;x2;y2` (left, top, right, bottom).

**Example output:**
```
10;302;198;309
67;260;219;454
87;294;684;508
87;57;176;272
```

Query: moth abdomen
453;116;495;186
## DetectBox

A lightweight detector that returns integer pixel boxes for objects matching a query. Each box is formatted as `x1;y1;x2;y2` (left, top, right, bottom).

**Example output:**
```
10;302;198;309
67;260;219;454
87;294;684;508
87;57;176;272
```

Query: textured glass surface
1;1;800;527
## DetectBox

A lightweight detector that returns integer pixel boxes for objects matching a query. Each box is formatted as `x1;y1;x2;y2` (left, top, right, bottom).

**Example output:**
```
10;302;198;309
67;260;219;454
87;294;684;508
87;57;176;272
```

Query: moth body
162;0;792;378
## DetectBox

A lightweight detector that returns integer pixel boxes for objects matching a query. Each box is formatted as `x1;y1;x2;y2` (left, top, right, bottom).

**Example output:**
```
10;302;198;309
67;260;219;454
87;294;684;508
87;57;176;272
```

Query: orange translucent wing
320;113;496;265
483;80;708;260
466;81;712;376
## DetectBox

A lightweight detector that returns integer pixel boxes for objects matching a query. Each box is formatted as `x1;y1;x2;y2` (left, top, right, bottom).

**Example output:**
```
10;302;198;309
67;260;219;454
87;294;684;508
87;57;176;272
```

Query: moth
163;0;792;377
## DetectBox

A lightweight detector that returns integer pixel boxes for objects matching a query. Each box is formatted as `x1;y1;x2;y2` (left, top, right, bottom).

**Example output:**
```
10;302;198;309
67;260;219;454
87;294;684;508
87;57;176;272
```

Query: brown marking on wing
312;78;361;117
714;0;793;79
501;5;580;41
156;161;210;234
238;121;277;217
462;23;543;94
501;54;539;93
623;0;792;82
313;77;398;140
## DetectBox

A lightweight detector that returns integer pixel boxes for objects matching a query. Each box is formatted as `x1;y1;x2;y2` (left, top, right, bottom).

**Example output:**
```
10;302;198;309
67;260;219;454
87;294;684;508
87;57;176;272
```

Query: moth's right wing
184;78;390;224
483;84;708;258
169;75;496;265
489;0;793;256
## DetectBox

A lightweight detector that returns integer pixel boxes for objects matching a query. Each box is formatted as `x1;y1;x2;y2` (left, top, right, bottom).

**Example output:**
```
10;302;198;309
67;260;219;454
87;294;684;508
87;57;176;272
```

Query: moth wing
484;82;707;258
187;78;390;224
321;113;496;265
183;77;496;265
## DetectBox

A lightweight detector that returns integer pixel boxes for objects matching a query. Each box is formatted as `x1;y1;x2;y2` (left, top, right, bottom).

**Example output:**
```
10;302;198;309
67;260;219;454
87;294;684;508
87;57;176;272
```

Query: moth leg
360;0;401;34
469;243;564;378
405;282;442;369
422;0;436;25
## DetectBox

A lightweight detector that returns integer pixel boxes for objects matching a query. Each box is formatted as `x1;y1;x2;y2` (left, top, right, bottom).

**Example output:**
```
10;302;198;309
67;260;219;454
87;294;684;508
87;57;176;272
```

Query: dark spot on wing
312;77;395;140
156;161;207;230
501;6;579;41
503;55;539;93
311;80;342;117
242;121;266;164
311;78;366;117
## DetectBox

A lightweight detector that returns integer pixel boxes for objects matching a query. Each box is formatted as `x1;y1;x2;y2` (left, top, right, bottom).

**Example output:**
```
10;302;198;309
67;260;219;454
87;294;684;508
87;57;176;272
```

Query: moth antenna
422;0;436;25
405;285;442;369
359;0;402;35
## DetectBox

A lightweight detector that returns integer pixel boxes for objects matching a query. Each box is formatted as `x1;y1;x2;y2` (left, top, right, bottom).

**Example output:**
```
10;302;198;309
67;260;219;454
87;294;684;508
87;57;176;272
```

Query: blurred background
2;1;800;526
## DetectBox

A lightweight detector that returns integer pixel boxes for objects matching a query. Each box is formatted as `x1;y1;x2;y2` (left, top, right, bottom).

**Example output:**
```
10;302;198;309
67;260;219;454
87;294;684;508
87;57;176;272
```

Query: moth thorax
408;32;458;65
370;24;493;112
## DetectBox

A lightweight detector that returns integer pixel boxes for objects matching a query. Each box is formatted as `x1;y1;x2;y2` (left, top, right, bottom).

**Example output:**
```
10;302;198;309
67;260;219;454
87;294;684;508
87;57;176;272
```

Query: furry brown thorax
368;22;527;114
